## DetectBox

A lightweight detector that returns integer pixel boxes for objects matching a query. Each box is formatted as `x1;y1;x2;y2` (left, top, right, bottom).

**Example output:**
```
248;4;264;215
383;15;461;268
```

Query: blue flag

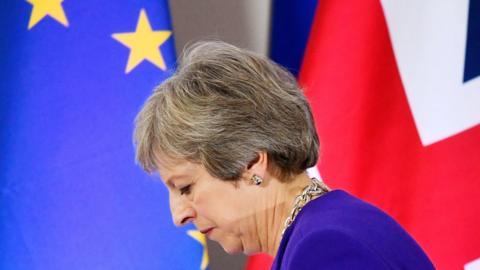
0;0;208;269
269;0;318;77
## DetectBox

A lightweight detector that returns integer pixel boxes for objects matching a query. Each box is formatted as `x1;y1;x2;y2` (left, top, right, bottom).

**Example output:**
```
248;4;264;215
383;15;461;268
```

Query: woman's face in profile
155;156;265;255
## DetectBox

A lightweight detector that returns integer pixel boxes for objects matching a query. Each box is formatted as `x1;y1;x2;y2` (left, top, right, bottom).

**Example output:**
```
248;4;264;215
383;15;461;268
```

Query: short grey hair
134;41;319;181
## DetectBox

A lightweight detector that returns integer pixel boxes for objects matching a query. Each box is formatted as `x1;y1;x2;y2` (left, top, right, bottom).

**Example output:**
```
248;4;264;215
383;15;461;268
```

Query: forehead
154;154;198;184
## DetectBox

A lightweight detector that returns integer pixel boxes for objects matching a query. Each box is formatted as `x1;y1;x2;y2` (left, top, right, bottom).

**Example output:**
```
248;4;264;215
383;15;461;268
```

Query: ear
245;151;268;181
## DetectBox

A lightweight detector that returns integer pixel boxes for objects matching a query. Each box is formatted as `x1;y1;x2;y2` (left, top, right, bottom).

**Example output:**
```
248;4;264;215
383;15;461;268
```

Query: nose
170;195;196;227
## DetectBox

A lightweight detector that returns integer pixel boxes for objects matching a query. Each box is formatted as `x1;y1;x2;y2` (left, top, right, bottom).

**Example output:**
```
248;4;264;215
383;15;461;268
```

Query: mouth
200;227;214;236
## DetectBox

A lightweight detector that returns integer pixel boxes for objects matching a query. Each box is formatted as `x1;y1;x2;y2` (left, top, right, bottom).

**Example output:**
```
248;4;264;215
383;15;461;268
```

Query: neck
261;172;312;257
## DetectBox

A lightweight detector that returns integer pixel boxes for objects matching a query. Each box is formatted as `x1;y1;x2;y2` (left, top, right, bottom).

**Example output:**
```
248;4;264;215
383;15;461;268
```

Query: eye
179;184;192;196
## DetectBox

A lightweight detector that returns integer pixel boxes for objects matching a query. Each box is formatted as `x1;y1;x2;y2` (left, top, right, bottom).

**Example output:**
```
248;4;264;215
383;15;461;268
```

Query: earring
251;174;263;185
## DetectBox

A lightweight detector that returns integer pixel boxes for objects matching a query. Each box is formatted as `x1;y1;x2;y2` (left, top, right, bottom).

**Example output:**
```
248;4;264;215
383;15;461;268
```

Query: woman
134;41;435;269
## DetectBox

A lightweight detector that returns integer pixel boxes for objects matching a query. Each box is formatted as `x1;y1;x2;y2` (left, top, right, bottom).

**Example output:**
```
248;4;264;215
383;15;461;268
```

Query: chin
215;233;244;255
219;239;244;255
222;245;243;255
222;241;260;256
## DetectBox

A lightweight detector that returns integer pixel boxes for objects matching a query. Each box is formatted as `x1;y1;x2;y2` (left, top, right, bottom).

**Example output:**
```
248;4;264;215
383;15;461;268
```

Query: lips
200;227;214;235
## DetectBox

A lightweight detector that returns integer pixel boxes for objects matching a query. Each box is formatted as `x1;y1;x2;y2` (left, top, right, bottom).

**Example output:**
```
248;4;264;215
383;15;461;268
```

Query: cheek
195;196;233;225
195;189;244;229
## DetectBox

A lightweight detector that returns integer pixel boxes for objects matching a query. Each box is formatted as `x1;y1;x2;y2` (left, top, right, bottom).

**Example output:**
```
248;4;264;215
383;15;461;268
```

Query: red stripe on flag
245;254;273;270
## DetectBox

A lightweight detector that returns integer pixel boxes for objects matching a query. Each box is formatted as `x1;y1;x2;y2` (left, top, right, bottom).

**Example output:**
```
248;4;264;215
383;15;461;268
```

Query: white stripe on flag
465;257;480;270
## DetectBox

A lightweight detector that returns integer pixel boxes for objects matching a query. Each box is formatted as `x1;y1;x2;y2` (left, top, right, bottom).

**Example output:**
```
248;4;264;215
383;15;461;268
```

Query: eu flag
0;0;208;269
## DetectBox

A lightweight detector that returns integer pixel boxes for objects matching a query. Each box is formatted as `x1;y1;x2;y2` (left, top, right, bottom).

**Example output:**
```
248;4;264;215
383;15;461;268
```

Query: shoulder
295;190;401;236
276;190;435;270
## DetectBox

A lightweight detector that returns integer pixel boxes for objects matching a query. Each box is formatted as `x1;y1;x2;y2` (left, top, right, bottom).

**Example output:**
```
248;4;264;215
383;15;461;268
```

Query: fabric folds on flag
299;0;480;269
0;1;208;269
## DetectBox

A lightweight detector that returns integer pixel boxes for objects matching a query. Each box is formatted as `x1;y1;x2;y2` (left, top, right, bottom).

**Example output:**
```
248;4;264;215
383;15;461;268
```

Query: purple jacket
271;190;435;269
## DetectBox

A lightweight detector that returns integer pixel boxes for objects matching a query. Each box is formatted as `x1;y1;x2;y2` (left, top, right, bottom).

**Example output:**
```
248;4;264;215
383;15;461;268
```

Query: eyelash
179;184;191;195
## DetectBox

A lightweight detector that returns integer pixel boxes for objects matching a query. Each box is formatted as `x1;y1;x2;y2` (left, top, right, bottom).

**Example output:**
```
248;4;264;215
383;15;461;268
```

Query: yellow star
187;230;209;270
112;9;172;73
26;0;69;29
